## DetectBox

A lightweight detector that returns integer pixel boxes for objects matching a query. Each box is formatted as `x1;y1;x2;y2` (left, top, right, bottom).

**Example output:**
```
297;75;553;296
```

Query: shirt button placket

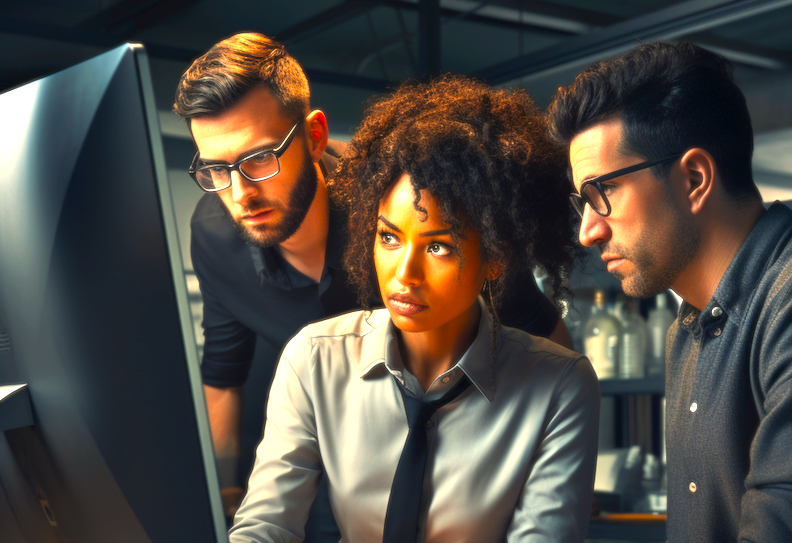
711;306;723;337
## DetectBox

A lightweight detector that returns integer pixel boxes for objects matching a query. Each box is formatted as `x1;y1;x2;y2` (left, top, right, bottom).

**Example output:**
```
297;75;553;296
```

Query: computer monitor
0;44;226;542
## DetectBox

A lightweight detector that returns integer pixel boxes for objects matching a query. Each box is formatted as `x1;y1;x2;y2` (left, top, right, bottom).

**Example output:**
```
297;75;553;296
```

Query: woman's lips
388;296;427;316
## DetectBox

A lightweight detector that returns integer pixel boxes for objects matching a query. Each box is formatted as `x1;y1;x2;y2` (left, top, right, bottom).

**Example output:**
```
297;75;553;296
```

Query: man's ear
305;109;328;162
679;147;717;215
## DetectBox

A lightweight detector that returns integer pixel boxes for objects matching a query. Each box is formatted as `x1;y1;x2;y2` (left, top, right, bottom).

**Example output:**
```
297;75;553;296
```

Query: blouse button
690;402;698;412
713;328;722;337
441;376;450;383
689;482;697;493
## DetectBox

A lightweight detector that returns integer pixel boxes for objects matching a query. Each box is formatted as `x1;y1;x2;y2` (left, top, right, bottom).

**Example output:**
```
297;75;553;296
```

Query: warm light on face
569;117;698;298
374;174;488;334
190;87;315;248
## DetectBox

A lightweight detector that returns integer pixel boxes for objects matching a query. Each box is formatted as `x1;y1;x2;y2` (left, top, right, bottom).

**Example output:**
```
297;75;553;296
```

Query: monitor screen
0;44;226;542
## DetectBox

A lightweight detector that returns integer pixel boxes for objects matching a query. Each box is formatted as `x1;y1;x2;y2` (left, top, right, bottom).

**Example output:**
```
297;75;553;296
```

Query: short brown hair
173;32;310;123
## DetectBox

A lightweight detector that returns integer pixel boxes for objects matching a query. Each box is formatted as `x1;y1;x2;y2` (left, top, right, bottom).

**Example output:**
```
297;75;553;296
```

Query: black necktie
382;375;471;543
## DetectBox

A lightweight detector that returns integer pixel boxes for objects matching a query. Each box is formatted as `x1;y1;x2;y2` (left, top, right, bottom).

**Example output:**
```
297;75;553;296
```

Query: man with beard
548;41;792;541
174;33;571;541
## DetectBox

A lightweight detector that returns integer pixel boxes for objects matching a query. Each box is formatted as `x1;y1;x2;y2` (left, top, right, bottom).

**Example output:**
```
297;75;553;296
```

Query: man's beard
608;207;700;299
227;155;318;248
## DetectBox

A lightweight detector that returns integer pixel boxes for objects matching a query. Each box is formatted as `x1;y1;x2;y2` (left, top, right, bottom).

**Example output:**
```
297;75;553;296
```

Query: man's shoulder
191;193;228;226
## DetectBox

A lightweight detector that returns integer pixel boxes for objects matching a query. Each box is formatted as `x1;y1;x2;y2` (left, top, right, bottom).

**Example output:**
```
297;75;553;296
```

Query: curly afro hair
331;75;577;321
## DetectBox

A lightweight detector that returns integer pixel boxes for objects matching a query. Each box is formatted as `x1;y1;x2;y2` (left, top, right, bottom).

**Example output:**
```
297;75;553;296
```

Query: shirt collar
359;297;497;402
249;204;348;289
678;201;792;331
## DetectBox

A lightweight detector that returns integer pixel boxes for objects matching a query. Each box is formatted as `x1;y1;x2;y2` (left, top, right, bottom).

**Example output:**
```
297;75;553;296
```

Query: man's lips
240;209;274;224
601;254;626;273
387;293;427;316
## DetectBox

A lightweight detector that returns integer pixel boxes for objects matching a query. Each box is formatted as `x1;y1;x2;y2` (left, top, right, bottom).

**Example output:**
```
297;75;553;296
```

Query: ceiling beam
142;43;392;92
386;0;578;37
690;33;792;70
439;0;618;32
0;21;391;94
419;0;441;77
77;0;204;39
475;0;792;85
276;0;387;45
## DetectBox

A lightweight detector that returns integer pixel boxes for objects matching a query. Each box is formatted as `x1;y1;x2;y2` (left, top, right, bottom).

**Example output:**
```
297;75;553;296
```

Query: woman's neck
397;302;482;392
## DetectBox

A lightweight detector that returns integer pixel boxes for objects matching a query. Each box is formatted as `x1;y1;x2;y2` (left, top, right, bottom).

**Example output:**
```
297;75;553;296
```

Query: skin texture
375;174;494;391
570;117;700;299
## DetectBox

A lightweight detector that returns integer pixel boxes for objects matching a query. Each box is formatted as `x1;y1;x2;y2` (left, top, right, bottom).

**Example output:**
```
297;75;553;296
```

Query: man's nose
578;205;611;247
229;170;259;204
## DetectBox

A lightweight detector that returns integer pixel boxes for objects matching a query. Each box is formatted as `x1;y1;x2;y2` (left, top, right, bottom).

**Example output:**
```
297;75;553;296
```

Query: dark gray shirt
666;202;792;542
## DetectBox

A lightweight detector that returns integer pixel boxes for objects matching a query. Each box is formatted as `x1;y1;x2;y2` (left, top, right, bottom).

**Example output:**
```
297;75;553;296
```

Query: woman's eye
428;243;451;256
379;232;399;246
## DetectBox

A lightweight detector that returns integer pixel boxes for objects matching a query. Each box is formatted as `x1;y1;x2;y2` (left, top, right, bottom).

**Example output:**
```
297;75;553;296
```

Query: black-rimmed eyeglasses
569;154;682;218
188;119;303;192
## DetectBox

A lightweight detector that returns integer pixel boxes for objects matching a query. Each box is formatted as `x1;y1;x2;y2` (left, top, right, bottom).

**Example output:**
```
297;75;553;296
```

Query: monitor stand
0;384;33;432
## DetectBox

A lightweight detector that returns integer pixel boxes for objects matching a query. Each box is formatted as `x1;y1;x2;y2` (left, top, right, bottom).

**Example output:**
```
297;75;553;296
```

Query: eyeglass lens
195;153;279;190
580;182;609;215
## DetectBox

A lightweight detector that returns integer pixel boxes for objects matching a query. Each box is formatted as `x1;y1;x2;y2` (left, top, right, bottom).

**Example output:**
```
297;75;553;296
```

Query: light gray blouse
230;299;600;543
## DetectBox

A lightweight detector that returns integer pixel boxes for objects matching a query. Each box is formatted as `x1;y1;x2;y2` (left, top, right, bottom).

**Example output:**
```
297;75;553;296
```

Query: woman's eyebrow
419;228;451;237
377;215;402;232
378;216;454;238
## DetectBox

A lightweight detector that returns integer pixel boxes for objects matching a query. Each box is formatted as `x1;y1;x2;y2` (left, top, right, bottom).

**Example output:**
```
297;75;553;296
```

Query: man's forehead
190;91;293;160
569;118;626;180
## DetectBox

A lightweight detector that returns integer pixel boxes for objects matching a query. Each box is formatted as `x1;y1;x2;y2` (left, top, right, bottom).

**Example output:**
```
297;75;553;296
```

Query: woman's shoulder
497;325;596;389
298;307;390;341
499;324;582;361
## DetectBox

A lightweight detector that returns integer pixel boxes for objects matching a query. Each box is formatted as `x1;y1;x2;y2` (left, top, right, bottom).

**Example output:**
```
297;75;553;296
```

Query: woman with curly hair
230;76;599;543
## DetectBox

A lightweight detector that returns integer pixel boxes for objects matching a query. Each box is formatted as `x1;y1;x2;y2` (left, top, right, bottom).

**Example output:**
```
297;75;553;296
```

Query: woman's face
375;174;489;334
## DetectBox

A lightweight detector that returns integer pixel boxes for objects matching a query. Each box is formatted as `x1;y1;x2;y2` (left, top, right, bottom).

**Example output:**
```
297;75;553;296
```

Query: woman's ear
486;263;503;282
678;147;717;215
305;109;328;162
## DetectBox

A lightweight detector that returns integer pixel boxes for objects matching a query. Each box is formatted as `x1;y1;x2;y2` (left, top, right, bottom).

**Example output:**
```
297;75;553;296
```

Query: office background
2;1;791;541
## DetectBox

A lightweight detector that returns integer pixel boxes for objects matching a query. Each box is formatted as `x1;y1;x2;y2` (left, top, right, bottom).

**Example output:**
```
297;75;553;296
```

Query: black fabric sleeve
196;275;256;387
191;200;257;387
497;268;559;337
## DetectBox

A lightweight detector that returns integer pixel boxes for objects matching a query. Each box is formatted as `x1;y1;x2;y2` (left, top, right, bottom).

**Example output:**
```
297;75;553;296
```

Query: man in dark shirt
548;42;792;541
174;32;569;541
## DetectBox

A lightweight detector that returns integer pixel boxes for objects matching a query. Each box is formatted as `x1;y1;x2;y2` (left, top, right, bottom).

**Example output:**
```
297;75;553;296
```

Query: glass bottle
583;289;620;379
646;293;675;378
617;297;647;379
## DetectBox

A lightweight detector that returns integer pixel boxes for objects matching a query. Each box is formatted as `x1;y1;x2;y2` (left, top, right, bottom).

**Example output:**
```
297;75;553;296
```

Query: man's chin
618;273;669;300
236;222;288;248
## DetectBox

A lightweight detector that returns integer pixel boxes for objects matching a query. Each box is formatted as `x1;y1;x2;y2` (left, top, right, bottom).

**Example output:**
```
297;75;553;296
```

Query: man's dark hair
548;41;760;202
332;75;577;316
173;32;310;123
